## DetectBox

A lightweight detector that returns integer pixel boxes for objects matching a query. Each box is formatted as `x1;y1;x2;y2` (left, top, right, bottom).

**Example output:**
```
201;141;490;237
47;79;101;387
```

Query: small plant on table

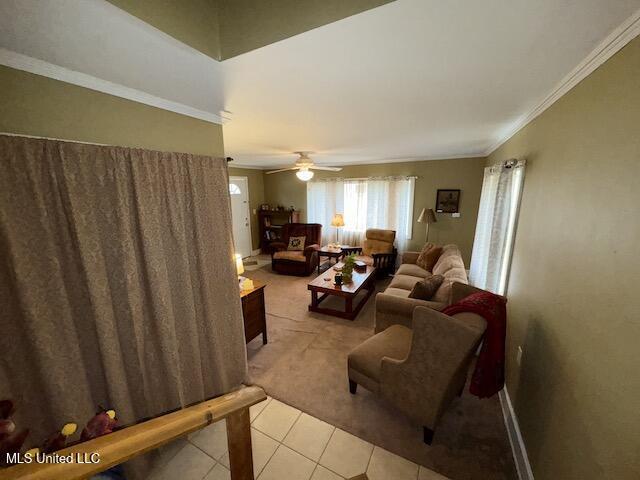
342;253;356;283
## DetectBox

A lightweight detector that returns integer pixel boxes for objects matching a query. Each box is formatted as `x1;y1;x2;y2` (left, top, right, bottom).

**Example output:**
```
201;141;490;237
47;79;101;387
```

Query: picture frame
435;189;461;213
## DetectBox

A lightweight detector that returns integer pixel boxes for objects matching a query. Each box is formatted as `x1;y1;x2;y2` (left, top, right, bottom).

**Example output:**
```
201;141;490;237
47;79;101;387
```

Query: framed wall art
435;189;461;213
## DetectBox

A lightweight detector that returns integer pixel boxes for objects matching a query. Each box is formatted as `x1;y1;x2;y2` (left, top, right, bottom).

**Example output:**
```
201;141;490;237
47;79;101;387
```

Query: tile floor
148;396;449;480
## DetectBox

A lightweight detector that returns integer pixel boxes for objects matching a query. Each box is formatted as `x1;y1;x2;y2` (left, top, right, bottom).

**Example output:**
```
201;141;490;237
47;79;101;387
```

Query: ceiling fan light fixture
296;168;314;181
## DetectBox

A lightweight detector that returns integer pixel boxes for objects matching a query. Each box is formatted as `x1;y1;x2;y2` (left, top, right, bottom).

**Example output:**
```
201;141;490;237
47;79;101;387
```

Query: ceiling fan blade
309;166;342;171
265;167;299;174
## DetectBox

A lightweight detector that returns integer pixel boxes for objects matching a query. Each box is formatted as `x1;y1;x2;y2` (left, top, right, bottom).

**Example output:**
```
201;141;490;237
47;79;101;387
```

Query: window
307;177;415;250
229;183;241;195
343;180;368;233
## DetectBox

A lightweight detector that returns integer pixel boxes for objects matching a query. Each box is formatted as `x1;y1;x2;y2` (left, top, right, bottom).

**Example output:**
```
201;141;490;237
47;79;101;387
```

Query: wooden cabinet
240;281;267;344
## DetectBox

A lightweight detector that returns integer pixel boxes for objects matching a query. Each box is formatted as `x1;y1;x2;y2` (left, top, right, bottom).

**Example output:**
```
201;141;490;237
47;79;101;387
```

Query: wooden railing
0;386;266;480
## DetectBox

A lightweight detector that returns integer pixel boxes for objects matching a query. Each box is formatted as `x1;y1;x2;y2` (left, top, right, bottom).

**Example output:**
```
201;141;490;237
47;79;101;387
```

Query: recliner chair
342;228;397;277
270;223;321;276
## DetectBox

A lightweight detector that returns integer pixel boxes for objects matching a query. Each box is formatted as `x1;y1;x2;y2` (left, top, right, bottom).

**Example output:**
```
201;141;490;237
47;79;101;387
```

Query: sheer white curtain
469;162;525;294
307;177;415;251
306;180;343;245
342;180;367;245
366;178;414;252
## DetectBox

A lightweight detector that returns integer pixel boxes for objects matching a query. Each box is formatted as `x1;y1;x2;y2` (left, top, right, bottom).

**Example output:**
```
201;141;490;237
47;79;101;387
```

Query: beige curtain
0;135;247;459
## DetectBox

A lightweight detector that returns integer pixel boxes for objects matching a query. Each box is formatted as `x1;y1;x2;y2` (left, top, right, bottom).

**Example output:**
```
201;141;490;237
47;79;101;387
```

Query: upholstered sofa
271;223;321;276
342;229;397;277
375;244;468;333
348;283;488;444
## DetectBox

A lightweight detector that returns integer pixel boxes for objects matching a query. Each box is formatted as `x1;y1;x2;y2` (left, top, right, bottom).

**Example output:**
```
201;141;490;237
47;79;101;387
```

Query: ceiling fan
265;152;342;181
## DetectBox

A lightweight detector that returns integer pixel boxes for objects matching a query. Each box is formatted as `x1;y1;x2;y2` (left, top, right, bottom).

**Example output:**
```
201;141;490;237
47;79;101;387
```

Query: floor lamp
331;213;345;246
417;208;437;242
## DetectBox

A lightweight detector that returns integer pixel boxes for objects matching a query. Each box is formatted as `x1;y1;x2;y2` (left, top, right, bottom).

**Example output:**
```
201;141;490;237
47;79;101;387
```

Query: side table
240;280;267;345
317;246;350;274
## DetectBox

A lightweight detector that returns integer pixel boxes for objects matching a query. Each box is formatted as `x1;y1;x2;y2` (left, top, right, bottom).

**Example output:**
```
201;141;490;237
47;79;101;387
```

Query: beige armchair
347;302;486;444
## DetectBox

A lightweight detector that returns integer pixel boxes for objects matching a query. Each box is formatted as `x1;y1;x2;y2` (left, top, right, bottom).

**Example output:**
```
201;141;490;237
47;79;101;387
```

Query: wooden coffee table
308;262;376;320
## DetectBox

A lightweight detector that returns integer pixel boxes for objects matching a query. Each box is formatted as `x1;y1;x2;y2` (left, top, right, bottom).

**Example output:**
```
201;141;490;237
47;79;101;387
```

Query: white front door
229;176;252;258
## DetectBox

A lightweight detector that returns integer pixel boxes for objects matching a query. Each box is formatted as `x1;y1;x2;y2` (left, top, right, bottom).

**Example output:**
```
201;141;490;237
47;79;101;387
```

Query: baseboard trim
251;249;262;257
499;387;534;480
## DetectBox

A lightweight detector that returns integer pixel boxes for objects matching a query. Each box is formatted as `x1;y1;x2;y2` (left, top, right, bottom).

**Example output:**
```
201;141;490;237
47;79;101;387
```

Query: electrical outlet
516;346;523;366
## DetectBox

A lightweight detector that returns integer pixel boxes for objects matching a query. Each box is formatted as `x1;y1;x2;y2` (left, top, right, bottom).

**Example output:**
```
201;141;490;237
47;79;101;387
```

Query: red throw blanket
442;291;507;398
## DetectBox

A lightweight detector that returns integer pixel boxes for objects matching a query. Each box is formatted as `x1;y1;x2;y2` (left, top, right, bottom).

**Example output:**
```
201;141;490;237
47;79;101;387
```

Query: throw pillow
408;274;444;300
416;243;443;272
287;235;306;251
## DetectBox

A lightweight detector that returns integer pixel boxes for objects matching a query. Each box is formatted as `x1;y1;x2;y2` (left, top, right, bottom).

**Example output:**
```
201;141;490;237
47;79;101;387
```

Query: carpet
244;264;517;480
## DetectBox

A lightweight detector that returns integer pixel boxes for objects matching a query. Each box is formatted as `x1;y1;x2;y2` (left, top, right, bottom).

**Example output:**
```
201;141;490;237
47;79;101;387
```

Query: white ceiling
1;0;639;167
221;0;640;167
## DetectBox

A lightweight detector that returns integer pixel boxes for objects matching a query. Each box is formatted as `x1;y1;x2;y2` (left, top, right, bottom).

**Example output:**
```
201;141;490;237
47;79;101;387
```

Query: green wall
228;166;265;251
0;66;224;156
487;36;640;480
218;0;394;59
264;158;486;264
107;0;221;60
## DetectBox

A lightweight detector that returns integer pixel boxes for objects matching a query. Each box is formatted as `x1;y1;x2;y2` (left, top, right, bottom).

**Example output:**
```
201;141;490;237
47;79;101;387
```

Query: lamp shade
234;253;244;275
296;169;314;181
417;208;437;224
331;213;345;227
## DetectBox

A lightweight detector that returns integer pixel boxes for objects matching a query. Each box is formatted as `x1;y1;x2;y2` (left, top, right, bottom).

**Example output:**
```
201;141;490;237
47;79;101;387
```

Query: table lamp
235;253;248;289
417;208;437;242
331;213;345;246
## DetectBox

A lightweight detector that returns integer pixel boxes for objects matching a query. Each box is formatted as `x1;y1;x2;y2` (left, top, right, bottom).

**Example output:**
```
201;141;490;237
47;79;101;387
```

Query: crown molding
0;48;228;125
327;152;487;167
232;152;487;170
227;163;267;170
485;7;640;156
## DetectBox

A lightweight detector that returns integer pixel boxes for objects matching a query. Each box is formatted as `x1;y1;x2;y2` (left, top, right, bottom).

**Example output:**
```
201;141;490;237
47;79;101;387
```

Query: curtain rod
311;175;418;181
1;131;111;146
0;132;232;160
502;158;526;168
486;158;526;173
